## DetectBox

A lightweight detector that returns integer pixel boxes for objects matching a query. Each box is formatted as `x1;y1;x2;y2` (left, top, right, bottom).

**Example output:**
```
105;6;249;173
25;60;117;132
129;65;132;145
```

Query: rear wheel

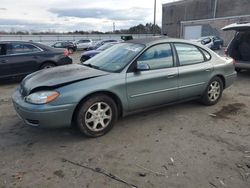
40;62;55;69
201;77;223;105
75;95;118;137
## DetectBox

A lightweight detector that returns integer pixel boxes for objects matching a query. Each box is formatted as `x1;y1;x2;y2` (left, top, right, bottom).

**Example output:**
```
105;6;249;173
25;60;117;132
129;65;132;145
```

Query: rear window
174;43;205;66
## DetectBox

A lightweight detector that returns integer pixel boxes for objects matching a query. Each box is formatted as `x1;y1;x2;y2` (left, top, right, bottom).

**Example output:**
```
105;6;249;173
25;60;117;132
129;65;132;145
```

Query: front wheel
75;95;118;137
40;62;55;69
201;77;223;105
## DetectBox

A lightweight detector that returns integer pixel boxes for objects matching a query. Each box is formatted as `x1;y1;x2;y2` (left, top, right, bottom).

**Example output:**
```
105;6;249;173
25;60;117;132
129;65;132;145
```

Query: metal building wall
162;0;250;42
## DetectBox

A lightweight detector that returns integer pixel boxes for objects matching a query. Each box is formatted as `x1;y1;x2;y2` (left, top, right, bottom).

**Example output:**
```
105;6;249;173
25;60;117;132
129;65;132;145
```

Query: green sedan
12;37;236;137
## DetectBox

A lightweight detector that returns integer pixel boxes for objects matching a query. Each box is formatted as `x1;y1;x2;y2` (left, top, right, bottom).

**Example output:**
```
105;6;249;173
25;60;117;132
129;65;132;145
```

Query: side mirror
136;62;150;71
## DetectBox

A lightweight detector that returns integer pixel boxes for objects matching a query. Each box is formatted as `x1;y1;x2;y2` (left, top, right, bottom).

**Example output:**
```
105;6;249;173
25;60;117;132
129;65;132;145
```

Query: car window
6;43;41;55
0;44;6;56
137;43;173;70
54;42;62;47
200;48;211;60
174;43;205;66
84;43;144;72
80;40;90;43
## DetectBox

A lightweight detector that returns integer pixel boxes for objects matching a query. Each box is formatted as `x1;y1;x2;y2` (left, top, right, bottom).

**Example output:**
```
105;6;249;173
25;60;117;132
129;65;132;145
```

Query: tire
201;77;223;106
40;62;55;69
75;95;118;137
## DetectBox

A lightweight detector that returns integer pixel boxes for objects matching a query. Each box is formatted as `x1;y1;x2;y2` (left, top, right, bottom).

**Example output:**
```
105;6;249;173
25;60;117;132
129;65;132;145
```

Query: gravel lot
0;51;250;188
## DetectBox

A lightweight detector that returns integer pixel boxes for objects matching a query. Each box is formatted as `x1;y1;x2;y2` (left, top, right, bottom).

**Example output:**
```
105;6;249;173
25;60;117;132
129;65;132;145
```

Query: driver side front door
126;43;179;111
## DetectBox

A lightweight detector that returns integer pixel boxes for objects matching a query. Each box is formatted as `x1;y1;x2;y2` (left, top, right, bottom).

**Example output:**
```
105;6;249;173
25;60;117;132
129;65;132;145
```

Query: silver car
12;37;236;137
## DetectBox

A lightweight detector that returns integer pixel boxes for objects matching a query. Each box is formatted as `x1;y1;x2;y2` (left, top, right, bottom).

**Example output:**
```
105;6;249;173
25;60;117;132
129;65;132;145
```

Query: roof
0;41;54;51
127;36;197;47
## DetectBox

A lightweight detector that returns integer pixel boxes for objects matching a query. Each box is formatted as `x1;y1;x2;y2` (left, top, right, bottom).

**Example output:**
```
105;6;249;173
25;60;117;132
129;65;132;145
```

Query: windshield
83;43;144;72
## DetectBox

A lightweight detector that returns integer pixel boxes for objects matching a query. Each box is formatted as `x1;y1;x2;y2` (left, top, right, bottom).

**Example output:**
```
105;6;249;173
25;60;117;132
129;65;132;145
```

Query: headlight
26;91;59;104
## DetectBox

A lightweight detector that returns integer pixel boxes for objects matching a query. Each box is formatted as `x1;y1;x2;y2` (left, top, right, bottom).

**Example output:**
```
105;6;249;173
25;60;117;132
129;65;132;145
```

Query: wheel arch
40;61;57;69
213;74;226;89
71;91;123;124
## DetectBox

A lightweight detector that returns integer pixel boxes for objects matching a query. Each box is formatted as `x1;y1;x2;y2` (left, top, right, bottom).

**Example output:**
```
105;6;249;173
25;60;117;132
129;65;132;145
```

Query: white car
74;39;93;50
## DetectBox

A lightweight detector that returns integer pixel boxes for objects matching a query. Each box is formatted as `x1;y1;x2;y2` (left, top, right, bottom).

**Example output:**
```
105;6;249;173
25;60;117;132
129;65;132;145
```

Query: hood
222;22;250;31
21;64;109;95
81;50;100;57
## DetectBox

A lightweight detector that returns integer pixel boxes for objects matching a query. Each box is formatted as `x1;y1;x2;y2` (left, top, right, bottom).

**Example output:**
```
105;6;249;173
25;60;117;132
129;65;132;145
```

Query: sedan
0;41;72;80
51;41;77;53
12;37;236;137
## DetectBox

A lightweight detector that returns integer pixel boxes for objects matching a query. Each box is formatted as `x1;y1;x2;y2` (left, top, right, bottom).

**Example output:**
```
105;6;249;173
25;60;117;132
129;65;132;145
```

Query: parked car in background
12;37;236;137
80;42;119;63
0;41;72;80
222;22;250;72
86;39;120;51
197;36;224;50
51;41;77;53
74;39;93;50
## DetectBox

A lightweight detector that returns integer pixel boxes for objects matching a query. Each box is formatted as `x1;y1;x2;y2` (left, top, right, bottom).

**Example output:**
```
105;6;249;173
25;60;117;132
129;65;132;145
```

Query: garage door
184;25;202;40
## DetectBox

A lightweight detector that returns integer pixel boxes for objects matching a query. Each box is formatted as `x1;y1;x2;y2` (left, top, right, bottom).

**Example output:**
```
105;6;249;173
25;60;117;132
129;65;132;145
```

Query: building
162;0;250;45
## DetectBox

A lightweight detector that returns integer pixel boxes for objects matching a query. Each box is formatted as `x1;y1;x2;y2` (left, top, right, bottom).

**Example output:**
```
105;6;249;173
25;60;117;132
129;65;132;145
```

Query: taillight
64;49;69;57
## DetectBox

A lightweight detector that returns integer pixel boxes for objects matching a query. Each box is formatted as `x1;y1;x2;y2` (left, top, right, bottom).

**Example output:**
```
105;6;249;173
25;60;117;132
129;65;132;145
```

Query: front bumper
12;89;76;128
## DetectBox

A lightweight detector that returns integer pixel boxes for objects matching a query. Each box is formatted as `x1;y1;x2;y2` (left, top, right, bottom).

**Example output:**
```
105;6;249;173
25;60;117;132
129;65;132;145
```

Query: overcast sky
0;0;180;32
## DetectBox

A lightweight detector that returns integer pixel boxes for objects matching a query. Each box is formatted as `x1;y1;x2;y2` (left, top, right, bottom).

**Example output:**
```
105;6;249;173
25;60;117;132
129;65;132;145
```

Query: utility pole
213;0;218;18
153;0;156;35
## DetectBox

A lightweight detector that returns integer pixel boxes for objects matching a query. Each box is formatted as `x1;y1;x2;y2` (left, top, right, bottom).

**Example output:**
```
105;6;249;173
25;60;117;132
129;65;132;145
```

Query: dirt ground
0;51;250;188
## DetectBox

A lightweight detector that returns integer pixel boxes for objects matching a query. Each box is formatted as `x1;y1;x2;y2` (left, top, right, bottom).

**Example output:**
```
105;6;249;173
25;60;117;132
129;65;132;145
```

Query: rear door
126;43;179;110
174;43;213;99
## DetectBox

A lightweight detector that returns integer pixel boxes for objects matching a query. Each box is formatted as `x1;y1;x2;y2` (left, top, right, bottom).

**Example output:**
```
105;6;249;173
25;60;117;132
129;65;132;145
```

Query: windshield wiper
83;63;100;70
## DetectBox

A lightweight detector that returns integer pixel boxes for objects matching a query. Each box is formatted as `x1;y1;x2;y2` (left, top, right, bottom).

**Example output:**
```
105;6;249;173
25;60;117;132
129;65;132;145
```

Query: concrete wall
162;0;250;41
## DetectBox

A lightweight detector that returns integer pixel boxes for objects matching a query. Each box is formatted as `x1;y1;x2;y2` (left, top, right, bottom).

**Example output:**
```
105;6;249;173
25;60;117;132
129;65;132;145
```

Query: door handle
32;56;38;59
0;60;8;63
167;74;177;79
205;68;211;72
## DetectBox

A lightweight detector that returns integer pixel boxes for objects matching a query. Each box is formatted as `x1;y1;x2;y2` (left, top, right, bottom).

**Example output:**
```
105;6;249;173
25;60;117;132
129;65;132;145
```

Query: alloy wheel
84;102;112;132
208;81;221;102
